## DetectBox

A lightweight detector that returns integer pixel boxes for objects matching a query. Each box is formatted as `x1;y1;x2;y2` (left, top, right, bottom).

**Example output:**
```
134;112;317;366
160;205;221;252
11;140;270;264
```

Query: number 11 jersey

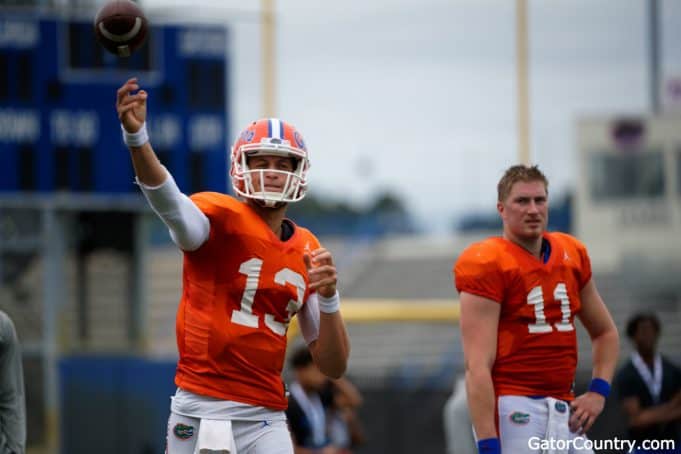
175;192;320;410
454;232;592;401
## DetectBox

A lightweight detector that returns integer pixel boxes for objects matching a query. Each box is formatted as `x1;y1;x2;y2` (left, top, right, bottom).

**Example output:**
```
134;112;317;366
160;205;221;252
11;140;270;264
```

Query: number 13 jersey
175;192;320;410
454;232;592;401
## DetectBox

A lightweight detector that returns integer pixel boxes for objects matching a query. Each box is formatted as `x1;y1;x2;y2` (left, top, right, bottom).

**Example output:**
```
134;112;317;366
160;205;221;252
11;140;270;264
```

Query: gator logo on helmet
294;131;305;150
173;423;195;440
240;129;255;142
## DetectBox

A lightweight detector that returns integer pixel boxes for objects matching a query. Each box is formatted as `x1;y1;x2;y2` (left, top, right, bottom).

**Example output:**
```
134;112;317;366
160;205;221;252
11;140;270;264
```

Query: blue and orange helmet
230;118;310;206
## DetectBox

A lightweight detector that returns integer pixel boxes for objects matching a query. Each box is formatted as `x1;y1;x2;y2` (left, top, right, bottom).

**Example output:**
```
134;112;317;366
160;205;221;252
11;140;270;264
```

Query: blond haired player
454;165;619;454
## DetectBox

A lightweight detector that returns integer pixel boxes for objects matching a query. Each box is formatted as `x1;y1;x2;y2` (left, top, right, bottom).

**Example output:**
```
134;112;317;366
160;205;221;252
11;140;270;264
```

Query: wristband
317;291;340;314
477;438;500;454
121;122;149;147
588;378;611;398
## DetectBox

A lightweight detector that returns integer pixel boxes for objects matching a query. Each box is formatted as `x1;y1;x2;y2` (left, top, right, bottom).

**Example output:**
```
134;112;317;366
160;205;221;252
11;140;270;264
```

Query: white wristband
318;291;340;314
122;122;149;147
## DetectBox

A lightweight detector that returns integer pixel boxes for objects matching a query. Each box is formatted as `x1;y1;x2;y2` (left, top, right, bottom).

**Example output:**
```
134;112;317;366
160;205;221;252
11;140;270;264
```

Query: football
94;0;148;58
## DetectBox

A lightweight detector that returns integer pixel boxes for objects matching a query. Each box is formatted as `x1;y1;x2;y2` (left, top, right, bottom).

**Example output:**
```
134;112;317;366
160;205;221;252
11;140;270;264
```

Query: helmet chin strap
253;198;288;209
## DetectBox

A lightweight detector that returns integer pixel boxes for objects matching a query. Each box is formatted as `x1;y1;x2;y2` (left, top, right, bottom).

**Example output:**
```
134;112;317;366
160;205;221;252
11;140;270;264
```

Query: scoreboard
0;14;229;195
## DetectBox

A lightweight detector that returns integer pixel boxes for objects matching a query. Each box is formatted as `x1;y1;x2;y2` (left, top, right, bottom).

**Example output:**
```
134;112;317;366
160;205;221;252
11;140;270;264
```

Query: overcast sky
142;0;681;233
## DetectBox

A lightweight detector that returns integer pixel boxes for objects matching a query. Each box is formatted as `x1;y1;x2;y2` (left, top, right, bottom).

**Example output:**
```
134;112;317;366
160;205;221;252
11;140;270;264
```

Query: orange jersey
454;232;592;401
175;192;320;410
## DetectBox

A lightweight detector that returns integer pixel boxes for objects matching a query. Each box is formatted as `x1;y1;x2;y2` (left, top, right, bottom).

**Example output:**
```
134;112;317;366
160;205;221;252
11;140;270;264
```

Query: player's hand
569;392;605;434
116;77;147;133
304;248;337;298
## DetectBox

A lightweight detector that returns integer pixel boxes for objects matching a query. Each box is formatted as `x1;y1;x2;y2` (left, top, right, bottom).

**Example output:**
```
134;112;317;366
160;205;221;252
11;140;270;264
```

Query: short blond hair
497;165;549;202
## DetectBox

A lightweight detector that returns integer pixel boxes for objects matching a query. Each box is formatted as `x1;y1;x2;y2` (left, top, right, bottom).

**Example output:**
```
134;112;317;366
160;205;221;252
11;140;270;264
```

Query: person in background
0;310;26;454
615;312;681;453
326;370;364;454
443;375;476;454
287;347;337;454
454;164;620;454
287;347;364;454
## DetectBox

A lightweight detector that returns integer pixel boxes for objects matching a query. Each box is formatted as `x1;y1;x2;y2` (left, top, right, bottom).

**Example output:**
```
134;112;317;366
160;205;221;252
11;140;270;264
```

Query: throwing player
116;78;350;454
453;165;619;453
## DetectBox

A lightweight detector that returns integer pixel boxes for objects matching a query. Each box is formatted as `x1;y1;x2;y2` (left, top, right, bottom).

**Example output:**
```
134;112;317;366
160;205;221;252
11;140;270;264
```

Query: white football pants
166;411;294;454
497;395;594;454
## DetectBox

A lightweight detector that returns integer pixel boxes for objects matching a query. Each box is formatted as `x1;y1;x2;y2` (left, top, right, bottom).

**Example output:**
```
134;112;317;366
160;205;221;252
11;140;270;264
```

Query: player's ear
497;201;504;217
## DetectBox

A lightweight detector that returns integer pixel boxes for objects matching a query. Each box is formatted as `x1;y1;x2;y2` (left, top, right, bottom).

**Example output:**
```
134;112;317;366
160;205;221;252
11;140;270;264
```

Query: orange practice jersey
454;232;592;401
175;192;320;410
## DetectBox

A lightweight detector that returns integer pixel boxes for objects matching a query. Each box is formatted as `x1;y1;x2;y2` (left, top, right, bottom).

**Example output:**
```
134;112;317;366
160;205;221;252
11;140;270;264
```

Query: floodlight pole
648;0;660;114
261;0;276;117
43;207;65;454
516;0;530;165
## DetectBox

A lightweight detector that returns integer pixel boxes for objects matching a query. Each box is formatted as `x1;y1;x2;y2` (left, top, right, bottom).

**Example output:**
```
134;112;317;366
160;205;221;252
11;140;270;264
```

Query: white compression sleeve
297;293;321;345
137;167;210;251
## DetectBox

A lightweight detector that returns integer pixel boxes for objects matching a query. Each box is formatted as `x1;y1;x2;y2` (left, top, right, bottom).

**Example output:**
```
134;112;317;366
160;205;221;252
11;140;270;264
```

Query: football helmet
230;118;310;207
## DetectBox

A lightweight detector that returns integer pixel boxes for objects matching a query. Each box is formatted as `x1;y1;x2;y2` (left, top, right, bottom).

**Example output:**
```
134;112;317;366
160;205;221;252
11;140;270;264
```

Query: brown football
93;0;148;58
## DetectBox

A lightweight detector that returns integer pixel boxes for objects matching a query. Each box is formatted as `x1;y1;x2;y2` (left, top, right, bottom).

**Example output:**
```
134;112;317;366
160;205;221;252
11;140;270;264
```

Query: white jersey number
231;258;306;336
527;283;574;333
